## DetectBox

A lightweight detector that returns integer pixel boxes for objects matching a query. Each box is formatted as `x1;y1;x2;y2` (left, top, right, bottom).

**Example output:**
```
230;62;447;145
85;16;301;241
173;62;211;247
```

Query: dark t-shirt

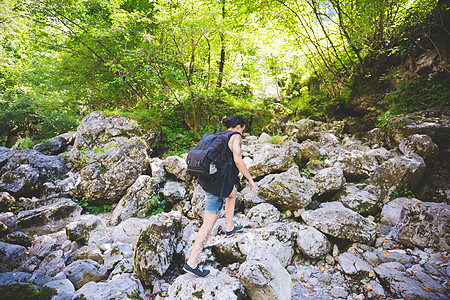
198;130;240;198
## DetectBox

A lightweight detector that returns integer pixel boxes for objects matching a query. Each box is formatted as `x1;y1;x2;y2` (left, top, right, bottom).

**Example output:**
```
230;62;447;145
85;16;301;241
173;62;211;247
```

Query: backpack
186;130;239;180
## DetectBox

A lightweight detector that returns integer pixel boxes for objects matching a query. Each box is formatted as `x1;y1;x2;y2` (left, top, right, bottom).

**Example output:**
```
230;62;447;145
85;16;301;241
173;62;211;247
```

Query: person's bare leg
225;187;237;231
187;212;219;267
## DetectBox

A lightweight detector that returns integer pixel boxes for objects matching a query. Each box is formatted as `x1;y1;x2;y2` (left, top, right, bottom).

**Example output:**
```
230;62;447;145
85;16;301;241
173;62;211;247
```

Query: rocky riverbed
0;108;449;299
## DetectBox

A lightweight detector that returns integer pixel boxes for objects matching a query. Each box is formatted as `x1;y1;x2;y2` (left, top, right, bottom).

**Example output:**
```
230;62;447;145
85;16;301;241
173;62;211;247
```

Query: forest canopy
1;0;449;155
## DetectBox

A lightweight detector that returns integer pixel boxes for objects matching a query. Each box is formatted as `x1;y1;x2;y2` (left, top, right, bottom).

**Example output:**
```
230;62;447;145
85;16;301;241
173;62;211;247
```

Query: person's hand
248;179;257;195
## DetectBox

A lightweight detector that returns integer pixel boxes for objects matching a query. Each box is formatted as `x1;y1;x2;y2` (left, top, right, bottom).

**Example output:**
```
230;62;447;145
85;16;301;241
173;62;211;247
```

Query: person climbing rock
183;115;257;277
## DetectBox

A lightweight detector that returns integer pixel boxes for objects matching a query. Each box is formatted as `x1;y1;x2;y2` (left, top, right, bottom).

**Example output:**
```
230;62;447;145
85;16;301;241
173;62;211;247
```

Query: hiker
183;115;257;277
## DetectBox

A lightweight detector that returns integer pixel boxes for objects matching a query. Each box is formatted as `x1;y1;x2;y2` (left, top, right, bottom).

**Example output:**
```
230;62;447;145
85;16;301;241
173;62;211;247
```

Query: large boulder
248;141;302;178
399;134;439;163
64;259;108;289
103;243;134;270
162;180;187;203
392;201;450;251
0;150;68;197
0;147;13;169
112;217;148;245
298;139;321;162
331;150;379;181
374;263;447;299
313;167;346;199
257;167;317;211
284;119;315;141
380;197;414;226
36;250;65;277
134;212;182;285
0;192;14;213
73;273;145;300
33;136;68;156
162;155;189;181
388;107;450;148
296;226;331;259
302;207;377;244
368;153;426;192
247;203;280;226
189;184;208;219
238;248;292;300
0;241;27;269
212;222;294;267
332;184;380;215
40;279;76;300
111;175;159;225
29;235;57;259
16;198;82;235
66;215;107;245
167;270;247;300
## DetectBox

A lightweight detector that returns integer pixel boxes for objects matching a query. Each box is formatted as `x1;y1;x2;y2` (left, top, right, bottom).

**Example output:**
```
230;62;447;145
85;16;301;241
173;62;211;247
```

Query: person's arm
229;134;257;195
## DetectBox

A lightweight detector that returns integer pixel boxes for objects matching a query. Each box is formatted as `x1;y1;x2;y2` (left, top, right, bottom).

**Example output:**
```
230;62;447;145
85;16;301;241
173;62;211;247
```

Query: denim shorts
204;191;224;215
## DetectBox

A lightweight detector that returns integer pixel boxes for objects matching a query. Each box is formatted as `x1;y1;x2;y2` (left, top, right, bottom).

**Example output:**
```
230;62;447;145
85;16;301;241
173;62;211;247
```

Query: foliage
145;192;166;216
268;134;286;145
0;284;40;300
73;197;111;214
390;188;416;199
12;136;34;150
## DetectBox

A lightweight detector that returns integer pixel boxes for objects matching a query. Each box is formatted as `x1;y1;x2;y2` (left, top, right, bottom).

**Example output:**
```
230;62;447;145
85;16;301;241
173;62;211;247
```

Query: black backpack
186;130;240;180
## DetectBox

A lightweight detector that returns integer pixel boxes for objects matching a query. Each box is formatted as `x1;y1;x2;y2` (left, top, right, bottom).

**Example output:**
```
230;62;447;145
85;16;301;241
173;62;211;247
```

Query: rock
17;256;41;273
299;140;321;162
212;222;293;267
0;165;40;198
258;132;271;143
167;270;247;300
0;150;68;197
0;241;27;269
331;150;379;181
238;248;292;300
134;212;182;285
149;157;166;184
284;119;315;141
257;167;317;211
37;250;65;277
392;201;450;251
29;235;57;259
109;257;134;278
374;263;446;299
338;252;372;278
380;197;414;226
64;259;108;289
329;287;348;299
66;215;106;245
0;272;33;295
111;175;159;225
0;212;16;230
71;244;104;264
103;243;133;270
0;192;14;212
16;198;82;235
4;231;32;247
247;203;280;226
388;107;450;148
162;155;188;181
248;141;302;178
332;184;379;215
301;207;377;244
73;136;150;205
313;167;346;199
296;227;331;259
112;217;147;245
0;147;13;169
33;136;68;155
189;184;208;219
363;250;413;265
399;134;439;163
73;273;145;300
240;186;265;209
368;153;426;192
162;181;186;203
40;279;76;300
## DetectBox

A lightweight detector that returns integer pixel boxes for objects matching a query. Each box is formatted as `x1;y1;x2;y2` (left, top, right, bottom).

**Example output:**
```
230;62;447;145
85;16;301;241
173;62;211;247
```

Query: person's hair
222;115;246;129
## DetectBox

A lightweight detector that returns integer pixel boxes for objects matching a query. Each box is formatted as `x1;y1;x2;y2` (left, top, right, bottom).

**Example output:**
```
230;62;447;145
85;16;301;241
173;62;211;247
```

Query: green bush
12;136;34;150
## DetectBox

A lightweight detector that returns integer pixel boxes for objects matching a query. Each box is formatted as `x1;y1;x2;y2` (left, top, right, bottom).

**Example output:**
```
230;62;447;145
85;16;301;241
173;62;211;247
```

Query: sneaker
225;224;244;237
183;263;210;277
